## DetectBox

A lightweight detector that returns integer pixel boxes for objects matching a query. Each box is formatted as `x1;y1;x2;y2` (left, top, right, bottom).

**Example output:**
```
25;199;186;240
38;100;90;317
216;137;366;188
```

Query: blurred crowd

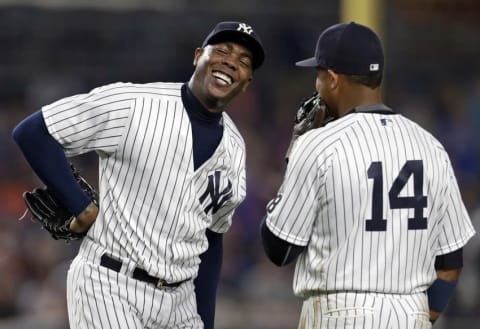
0;3;479;329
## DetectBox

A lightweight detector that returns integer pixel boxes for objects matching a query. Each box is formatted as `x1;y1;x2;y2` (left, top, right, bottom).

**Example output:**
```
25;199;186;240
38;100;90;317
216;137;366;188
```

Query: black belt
100;254;189;288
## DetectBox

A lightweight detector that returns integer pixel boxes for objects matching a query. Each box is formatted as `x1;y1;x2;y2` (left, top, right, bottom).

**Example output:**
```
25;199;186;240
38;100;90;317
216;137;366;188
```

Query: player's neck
187;79;226;113
337;88;382;117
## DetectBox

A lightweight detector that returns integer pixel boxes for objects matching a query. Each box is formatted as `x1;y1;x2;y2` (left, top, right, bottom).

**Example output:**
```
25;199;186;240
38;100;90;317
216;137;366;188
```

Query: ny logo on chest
199;170;233;215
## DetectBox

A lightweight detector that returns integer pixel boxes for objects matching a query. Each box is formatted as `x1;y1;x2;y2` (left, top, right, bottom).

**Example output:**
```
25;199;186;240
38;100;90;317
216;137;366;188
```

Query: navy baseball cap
202;21;265;70
296;22;384;75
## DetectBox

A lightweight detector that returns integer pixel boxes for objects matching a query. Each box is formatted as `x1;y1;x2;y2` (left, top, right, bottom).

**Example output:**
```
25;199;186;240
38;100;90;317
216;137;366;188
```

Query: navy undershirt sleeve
194;230;223;329
12;110;91;215
260;217;306;266
435;248;463;270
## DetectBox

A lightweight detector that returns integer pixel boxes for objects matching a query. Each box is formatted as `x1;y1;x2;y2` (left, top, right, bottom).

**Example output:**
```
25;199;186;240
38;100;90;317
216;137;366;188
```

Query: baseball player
12;21;264;329
261;22;475;328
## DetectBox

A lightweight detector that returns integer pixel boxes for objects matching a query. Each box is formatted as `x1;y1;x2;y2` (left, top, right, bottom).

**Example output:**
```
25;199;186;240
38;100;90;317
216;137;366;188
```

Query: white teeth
212;71;233;85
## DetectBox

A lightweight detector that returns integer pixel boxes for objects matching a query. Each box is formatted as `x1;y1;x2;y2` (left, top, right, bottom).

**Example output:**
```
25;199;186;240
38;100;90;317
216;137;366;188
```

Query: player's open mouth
212;71;233;86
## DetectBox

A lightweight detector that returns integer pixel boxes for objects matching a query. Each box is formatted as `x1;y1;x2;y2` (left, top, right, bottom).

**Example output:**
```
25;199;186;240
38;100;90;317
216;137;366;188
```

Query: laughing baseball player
13;21;264;329
261;22;475;328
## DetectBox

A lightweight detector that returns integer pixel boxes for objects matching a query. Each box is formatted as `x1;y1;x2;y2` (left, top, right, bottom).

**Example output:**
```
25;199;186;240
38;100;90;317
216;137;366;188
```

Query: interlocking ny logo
237;23;253;35
199;171;233;215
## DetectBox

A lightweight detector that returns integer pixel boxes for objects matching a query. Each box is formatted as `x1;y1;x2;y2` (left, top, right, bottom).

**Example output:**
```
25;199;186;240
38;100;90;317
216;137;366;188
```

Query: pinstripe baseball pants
298;292;432;329
66;246;203;329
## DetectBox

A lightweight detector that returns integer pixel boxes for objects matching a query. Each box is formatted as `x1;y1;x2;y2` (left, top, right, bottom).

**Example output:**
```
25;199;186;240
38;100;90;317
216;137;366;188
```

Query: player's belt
100;254;189;288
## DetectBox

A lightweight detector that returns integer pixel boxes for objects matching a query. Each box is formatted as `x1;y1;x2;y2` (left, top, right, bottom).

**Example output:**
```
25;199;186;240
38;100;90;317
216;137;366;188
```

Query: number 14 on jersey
366;160;427;232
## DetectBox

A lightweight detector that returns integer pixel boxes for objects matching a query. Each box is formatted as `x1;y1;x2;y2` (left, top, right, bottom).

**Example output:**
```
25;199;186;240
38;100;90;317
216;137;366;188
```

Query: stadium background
0;0;479;328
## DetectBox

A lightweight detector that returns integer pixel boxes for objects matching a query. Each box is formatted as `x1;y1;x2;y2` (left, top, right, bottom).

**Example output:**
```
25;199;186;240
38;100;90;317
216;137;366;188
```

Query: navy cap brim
295;57;321;67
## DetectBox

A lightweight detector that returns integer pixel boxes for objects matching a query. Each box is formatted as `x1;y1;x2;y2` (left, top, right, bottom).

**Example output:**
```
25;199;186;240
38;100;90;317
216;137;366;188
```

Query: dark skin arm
69;202;99;233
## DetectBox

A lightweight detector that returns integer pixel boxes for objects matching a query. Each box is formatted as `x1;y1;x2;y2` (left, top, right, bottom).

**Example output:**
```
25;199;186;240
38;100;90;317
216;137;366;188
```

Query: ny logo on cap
237;23;253;35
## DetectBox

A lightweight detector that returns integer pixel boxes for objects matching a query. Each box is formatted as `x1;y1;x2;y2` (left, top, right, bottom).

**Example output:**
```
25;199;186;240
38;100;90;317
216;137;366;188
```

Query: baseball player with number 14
261;22;475;328
13;21;264;329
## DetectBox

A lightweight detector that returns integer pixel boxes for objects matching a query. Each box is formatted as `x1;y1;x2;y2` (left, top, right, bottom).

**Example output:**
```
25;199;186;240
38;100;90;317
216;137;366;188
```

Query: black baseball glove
285;92;336;161
22;164;98;241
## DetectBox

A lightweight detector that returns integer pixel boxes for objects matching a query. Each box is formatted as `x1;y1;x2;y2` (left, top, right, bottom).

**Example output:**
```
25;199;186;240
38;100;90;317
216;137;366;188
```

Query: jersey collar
347;103;395;115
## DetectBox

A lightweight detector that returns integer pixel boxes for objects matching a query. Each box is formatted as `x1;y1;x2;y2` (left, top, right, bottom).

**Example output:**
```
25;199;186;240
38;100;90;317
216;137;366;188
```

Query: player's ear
193;47;204;66
327;69;339;90
241;76;253;92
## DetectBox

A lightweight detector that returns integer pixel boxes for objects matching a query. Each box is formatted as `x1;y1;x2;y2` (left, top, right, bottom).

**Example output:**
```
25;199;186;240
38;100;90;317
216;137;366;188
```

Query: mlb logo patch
369;63;379;71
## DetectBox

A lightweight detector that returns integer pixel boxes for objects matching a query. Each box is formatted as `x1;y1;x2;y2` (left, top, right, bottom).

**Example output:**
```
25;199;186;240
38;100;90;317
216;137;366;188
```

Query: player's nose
220;55;238;71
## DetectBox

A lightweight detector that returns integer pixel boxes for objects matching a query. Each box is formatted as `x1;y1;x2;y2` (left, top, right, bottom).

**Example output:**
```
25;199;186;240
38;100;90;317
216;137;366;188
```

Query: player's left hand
22;164;99;241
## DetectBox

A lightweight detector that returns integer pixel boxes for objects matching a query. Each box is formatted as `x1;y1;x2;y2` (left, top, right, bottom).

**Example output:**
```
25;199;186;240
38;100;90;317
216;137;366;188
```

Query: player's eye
239;58;252;68
215;48;228;55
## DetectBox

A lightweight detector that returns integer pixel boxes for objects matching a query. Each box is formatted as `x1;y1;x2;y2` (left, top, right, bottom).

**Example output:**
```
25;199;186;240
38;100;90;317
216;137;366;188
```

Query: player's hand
429;310;440;325
69;202;99;233
22;163;99;241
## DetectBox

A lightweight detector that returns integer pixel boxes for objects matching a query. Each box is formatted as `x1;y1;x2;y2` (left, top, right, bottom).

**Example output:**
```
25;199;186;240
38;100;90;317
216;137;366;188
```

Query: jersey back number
365;160;427;231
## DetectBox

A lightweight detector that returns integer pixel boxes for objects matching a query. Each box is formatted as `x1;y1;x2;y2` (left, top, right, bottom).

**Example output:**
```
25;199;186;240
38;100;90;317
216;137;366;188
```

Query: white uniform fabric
67;244;202;329
42;82;246;328
298;292;431;329
265;106;475;298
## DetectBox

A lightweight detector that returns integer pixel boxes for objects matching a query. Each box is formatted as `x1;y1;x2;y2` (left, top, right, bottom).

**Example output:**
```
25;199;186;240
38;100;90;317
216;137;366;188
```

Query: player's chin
208;82;242;102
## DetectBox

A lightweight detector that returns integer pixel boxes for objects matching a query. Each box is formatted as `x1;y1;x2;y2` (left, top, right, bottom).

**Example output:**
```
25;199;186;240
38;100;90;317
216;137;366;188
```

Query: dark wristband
427;278;457;312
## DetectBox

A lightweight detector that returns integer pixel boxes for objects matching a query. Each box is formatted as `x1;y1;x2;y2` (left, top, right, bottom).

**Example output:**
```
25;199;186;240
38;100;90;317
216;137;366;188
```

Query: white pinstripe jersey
265;105;475;297
42;82;246;282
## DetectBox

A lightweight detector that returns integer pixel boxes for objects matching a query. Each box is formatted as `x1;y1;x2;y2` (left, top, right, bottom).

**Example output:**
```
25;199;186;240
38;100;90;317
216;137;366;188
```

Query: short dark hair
346;72;383;89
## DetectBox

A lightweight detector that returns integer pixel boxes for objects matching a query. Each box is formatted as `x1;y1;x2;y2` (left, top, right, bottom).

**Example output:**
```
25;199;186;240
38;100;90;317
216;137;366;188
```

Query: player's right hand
69;201;99;233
